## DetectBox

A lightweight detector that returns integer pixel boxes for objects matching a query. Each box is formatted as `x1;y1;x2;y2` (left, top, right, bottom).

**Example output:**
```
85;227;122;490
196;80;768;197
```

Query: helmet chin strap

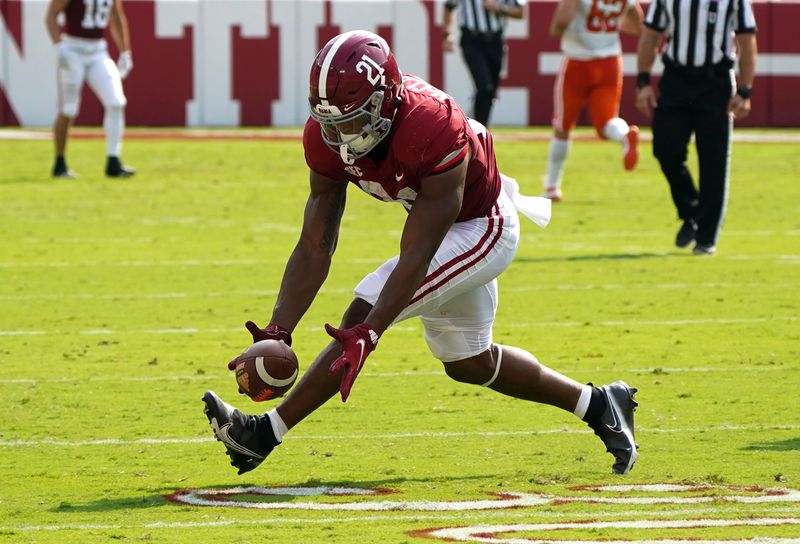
340;144;355;165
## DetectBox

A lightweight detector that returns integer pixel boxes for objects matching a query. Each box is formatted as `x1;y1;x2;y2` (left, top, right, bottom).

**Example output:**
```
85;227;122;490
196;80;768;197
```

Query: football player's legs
420;280;498;364
588;57;626;139
430;282;583;412
54;50;86;155
546;59;586;194
552;58;587;138
87;55;127;156
355;207;519;326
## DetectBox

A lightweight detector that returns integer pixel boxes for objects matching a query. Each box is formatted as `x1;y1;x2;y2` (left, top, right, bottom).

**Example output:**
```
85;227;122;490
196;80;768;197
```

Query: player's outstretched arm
364;150;468;336
268;170;348;333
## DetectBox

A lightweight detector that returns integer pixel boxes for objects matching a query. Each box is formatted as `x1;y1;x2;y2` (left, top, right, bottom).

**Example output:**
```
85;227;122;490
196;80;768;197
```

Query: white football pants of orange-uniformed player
57;35;127;155
354;176;550;363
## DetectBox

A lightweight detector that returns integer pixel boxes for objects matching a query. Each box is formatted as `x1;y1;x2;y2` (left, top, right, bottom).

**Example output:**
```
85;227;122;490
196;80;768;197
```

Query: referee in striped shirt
443;0;525;126
635;0;757;255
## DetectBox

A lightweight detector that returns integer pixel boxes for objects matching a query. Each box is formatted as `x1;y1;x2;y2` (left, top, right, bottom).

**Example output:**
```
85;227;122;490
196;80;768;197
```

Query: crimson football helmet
308;31;403;164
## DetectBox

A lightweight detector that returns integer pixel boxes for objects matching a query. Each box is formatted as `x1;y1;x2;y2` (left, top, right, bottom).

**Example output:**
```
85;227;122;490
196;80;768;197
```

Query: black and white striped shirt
444;0;525;34
644;0;757;67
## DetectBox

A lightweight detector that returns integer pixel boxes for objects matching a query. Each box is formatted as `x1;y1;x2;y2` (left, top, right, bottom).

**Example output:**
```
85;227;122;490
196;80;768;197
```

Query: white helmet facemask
311;89;393;165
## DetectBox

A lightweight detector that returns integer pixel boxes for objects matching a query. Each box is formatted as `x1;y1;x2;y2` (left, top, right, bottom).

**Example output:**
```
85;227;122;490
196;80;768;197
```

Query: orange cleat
623;125;639;171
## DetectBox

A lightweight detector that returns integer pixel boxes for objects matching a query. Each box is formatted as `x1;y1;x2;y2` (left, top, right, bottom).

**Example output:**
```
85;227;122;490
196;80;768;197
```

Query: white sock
104;107;125;157
545;137;570;189
602;117;629;143
573;384;592;419
267;409;288;443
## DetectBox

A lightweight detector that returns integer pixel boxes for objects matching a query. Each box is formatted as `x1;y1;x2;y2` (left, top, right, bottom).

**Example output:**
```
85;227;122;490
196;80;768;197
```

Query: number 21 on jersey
82;0;113;29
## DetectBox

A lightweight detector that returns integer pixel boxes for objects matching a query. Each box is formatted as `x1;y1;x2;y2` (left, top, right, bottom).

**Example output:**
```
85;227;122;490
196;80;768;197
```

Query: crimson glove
325;322;379;402
227;321;292;370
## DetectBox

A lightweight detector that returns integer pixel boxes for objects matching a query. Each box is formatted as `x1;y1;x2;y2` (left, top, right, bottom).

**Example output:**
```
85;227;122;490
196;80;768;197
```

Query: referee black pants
459;29;504;126
652;64;734;246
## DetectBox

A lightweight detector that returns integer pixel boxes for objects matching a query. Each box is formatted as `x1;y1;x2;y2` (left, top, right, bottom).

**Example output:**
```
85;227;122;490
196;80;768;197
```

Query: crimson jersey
64;0;114;40
303;75;501;222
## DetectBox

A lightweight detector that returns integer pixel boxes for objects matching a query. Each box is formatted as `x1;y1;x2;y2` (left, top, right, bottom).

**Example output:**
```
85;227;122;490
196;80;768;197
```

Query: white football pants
355;183;522;362
57;35;127;118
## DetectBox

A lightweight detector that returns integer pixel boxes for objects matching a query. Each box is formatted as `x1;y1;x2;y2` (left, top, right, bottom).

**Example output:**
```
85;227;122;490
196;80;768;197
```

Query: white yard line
0;282;795;302
0;253;799;269
0;315;795;337
2;507;799;533
1;424;798;448
0;364;787;386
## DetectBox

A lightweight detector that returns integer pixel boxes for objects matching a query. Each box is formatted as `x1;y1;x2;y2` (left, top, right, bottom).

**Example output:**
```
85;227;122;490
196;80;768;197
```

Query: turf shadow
742;437;800;451
51;474;494;512
514;252;676;263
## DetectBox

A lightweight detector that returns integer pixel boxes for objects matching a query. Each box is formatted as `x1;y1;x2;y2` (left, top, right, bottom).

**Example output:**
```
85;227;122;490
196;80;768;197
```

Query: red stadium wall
0;0;798;127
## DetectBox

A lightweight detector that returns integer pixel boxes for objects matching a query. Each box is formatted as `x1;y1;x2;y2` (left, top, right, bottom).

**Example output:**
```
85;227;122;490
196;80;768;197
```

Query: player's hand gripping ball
233;340;299;402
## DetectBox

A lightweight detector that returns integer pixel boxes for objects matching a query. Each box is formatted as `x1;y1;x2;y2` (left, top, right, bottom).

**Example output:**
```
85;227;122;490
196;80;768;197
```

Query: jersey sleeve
643;0;669;31
733;0;757;34
396;100;469;180
303;118;342;180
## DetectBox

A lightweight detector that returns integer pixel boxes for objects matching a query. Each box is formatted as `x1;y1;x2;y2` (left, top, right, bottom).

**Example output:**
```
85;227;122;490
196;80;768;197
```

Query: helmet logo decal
356;54;386;86
317;30;361;102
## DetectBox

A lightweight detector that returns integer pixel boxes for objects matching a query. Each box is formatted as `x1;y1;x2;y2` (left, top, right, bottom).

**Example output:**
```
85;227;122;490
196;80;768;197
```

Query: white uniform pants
57;35;126;117
355;180;529;362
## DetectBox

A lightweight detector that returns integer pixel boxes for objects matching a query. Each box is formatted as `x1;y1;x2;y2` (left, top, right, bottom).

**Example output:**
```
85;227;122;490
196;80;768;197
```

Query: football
234;339;299;402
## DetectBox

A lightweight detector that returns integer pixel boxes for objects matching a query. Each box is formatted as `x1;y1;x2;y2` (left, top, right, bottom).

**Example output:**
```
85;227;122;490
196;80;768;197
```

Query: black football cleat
593;381;639;474
52;167;78;179
52;158;78;179
105;156;136;178
202;390;278;475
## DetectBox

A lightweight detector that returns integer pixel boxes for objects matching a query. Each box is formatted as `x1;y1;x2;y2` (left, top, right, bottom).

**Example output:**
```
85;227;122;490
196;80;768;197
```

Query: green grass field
1;127;798;543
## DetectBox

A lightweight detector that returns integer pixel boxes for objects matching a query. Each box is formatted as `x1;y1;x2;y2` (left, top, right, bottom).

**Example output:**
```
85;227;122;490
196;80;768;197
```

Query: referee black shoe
202;390;279;475
675;219;697;248
693;243;717;256
593;381;639;474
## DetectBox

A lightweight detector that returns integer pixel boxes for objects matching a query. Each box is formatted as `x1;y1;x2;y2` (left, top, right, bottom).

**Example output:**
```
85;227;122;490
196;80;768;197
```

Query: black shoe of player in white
593;381;639;474
202;390;279;475
105;156;136;178
52;158;78;179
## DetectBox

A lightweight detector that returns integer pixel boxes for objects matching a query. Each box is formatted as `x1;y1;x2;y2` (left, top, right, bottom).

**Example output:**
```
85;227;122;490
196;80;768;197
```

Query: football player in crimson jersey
45;0;135;179
543;0;643;201
203;30;639;476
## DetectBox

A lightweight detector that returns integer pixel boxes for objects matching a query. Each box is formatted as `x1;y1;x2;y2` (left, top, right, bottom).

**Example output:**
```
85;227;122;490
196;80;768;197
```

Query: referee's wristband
736;85;752;99
636;72;651;89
